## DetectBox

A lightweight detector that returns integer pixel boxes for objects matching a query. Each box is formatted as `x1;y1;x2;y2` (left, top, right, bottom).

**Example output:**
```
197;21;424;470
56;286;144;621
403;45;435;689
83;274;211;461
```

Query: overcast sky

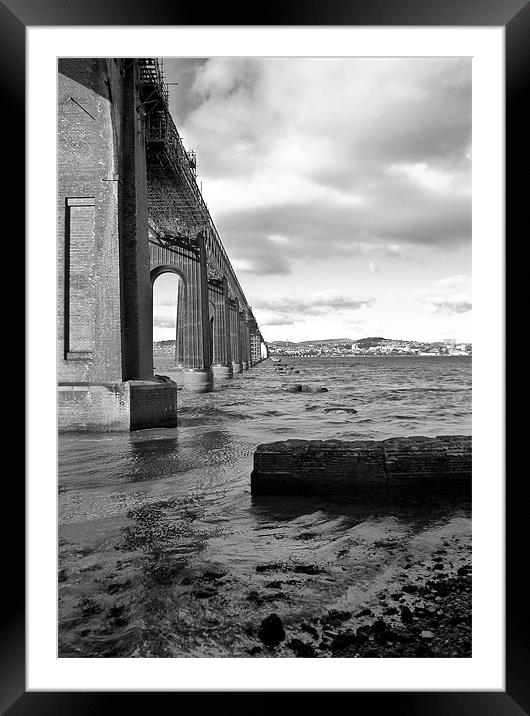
153;57;471;344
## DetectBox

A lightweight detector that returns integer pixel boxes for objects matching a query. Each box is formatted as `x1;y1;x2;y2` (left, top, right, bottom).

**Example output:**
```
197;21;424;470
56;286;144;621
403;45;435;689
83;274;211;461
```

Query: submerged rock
320;609;352;627
287;638;316;657
258;613;285;647
293;564;324;575
280;384;328;393
301;622;319;639
400;605;413;624
330;631;358;653
356;608;373;618
323;406;357;414
256;563;283;573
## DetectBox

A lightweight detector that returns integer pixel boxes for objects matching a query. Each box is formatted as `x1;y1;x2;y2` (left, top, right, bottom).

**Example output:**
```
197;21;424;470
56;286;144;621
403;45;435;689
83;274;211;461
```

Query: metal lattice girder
137;58;250;310
147;182;207;236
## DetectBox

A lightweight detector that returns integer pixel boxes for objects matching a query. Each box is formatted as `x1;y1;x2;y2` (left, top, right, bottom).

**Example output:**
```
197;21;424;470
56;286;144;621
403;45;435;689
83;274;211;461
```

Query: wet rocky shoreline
59;495;471;658
245;535;471;658
58;356;472;659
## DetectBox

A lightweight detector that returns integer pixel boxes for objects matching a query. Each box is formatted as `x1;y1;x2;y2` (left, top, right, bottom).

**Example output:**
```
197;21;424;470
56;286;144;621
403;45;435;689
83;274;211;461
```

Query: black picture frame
8;0;528;712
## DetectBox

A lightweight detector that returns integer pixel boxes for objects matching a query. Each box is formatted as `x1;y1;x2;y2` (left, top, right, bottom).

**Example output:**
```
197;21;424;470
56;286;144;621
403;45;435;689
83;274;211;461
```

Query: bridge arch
149;239;213;391
150;263;188;288
150;266;186;374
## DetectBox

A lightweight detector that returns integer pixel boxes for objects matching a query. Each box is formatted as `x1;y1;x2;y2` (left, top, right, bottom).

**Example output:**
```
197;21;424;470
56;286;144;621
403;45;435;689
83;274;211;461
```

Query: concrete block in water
58;379;178;432
212;363;234;380
251;436;471;500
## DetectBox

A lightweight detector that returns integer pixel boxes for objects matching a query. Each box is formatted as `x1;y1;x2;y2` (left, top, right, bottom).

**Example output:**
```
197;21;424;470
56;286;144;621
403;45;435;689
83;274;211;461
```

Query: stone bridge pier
229;299;243;374
239;311;249;370
208;276;233;381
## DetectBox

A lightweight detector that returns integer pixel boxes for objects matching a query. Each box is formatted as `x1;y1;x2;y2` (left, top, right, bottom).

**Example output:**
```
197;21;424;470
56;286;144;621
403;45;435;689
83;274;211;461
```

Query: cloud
167;57;471;276
216;191;470;275
231;253;291;276
432;301;472;314
417;275;472;314
252;290;374;326
154;317;176;328
261;317;295;326
182;58;470;180
154;297;178;307
255;292;374;315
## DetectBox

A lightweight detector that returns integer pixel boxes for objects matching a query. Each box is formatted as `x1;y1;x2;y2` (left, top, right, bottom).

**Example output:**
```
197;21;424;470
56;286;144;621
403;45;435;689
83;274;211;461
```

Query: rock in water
280;384;328;393
323;406;357;414
400;605;413;624
300;385;328;393
258;613;286;647
287;638;316;657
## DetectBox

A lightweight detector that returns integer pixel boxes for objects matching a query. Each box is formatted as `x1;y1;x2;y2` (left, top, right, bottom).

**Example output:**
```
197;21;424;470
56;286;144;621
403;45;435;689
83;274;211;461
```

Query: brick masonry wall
57;59;125;384
58;383;130;432
251;436;471;500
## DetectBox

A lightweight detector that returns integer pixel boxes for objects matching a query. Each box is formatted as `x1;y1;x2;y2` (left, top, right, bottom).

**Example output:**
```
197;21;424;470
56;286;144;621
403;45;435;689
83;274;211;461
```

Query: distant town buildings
267;337;472;358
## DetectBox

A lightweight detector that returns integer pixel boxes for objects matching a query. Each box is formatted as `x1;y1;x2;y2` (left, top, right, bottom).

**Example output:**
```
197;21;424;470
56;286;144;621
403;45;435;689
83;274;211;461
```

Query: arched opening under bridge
151;268;185;376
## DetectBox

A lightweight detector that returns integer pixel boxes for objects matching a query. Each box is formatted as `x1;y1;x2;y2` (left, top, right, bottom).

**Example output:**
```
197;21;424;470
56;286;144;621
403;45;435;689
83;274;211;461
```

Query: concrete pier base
58;379;178;432
212;363;233;380
232;361;244;374
251;436;471;500
180;368;214;393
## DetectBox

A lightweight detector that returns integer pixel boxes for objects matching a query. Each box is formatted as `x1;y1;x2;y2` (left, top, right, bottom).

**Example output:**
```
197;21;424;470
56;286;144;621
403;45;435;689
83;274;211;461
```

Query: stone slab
251;436;471;500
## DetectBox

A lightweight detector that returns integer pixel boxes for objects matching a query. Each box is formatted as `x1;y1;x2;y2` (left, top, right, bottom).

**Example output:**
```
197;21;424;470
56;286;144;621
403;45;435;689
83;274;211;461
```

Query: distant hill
298;337;354;345
270;338;353;346
154;339;176;356
156;336;466;349
355;336;392;348
267;336;447;347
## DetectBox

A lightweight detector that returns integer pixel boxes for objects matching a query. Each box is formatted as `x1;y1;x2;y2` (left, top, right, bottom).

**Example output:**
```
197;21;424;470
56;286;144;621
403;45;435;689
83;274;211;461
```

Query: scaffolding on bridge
137;58;248;308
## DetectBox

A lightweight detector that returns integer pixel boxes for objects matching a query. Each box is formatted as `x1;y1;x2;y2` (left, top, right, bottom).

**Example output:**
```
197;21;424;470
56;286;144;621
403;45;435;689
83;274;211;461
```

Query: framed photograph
8;0;527;711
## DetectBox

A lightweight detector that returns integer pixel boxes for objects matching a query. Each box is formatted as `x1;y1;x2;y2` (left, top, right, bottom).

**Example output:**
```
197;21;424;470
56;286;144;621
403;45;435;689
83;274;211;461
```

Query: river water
58;356;472;657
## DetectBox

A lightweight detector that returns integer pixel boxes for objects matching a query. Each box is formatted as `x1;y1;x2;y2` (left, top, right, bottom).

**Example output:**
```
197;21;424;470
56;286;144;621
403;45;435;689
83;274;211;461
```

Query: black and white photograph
4;0;524;705
0;0;523;704
57;55;473;660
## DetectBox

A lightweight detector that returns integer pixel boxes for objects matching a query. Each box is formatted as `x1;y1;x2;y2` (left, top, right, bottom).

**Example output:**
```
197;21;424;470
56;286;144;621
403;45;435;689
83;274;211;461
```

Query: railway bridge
57;58;266;431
